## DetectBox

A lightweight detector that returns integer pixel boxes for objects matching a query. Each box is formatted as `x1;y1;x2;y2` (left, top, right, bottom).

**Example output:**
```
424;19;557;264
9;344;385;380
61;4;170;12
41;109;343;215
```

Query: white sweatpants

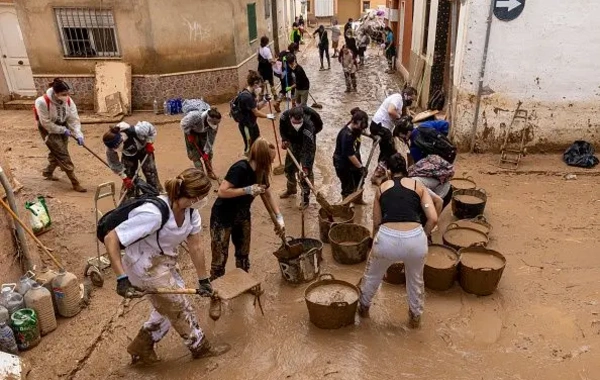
123;254;204;350
359;225;428;316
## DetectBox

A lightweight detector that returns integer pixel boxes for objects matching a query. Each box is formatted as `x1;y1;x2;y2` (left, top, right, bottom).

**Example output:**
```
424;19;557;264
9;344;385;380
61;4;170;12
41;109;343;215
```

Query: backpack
229;90;249;123
34;94;71;121
413;127;457;164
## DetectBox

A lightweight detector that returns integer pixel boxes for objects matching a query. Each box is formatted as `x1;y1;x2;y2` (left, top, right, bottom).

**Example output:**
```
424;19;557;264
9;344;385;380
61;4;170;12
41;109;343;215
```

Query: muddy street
2;41;600;380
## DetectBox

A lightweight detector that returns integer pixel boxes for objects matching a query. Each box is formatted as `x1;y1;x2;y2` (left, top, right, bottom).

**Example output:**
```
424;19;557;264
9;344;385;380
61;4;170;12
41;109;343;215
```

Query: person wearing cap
102;121;163;198
181;107;222;180
34;78;87;192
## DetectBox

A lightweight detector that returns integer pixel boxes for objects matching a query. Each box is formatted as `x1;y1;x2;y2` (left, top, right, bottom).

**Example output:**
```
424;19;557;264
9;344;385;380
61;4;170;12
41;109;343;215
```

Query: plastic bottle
0;321;18;354
153;98;160;115
0;305;9;324
52;270;81;318
10;308;40;351
163;100;169;115
0;284;25;315
24;283;56;336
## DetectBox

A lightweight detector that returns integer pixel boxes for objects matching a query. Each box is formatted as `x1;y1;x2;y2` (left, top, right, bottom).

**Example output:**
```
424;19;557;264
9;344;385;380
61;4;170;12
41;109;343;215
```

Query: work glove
281;141;290;150
76;136;84;146
285;86;293;93
244;184;266;197
122;177;134;190
359;166;368;177
63;129;72;137
266;113;276;120
145;142;155;154
198;278;214;297
116;275;144;299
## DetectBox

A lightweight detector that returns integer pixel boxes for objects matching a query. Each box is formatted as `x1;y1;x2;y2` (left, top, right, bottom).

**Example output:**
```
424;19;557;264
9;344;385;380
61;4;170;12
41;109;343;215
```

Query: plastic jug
0;305;8;324
36;268;59;314
0;321;18;354
52;270;81;318
16;271;37;296
10;308;40;351
0;284;25;315
24;283;57;335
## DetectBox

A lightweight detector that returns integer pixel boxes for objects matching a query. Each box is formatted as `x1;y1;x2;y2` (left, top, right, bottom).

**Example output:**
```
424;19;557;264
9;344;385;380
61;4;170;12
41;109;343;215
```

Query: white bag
25;196;51;234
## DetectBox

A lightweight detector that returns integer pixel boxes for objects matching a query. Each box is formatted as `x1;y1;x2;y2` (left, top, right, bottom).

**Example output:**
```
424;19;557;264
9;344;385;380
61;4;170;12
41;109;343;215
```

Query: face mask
403;95;414;107
190;197;208;210
57;95;69;104
207;118;220;130
254;87;263;96
291;120;303;131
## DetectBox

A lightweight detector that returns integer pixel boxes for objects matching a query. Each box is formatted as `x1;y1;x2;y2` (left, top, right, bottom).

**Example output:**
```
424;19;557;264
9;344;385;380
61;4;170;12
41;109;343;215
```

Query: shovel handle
260;193;286;244
118;153;151;205
286;150;318;194
267;100;284;166
357;136;381;189
70;135;111;169
146;288;216;297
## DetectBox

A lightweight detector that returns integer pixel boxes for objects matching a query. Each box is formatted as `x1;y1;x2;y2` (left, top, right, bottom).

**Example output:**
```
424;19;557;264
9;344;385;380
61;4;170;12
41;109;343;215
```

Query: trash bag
25;196;51;234
563;141;599;168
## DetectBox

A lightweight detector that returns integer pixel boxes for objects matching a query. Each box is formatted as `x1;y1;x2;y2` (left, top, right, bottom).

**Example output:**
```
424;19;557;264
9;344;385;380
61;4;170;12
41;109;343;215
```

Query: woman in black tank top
358;153;438;328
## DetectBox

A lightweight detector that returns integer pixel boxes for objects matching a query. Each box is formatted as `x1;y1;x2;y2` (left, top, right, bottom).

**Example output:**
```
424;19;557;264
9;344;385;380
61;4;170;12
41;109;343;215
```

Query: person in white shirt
257;36;277;97
370;87;417;184
330;20;342;58
103;168;230;364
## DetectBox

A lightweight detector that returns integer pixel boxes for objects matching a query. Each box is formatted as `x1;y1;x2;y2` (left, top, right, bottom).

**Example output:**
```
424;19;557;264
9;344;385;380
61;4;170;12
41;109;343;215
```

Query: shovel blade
339;188;364;207
316;192;336;216
273;165;285;176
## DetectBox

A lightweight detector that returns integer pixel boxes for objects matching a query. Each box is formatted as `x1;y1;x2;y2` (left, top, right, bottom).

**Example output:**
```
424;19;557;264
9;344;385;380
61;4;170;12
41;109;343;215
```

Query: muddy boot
358;303;370;318
273;101;281;113
42;172;60;181
235;257;250;272
206;167;218;181
408;309;421;329
191;338;231;359
127;328;159;365
298;193;309;210
209;295;222;321
279;184;297;199
66;172;87;193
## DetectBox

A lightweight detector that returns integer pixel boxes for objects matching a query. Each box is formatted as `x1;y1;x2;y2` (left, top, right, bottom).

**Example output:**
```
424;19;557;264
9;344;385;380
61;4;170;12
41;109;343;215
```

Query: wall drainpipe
0;164;33;272
469;0;495;152
446;0;459;130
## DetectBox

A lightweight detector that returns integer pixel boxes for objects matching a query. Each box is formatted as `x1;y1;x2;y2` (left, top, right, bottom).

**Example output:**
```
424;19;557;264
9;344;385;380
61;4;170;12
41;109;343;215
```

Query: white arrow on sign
496;0;523;12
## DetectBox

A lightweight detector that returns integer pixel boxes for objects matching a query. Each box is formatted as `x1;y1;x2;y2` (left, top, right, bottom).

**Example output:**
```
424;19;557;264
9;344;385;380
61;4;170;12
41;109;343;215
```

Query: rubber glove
145;143;155;154
198;278;214;297
285;86;293;93
122;177;134;190
266;113;276;120
63;129;72;137
186;134;195;144
275;213;285;230
76;136;84;146
116;275;144;299
244;185;266;197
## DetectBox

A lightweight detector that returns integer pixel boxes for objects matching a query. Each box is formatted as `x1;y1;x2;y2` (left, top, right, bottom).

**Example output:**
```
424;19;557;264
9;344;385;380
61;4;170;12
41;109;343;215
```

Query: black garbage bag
563;141;599;168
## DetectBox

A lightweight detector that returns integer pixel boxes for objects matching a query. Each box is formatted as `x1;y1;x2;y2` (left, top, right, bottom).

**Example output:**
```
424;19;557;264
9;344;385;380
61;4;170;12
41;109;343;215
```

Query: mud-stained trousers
344;72;357;91
185;131;214;172
38;125;81;186
284;145;314;199
238;122;260;155
369;121;397;167
122;151;163;197
360;225;427;316
209;211;251;279
123;254;204;351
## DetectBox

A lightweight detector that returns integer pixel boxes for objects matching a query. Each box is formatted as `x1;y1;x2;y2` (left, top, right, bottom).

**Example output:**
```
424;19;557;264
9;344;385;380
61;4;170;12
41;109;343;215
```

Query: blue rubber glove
76;136;84;146
63;129;72;137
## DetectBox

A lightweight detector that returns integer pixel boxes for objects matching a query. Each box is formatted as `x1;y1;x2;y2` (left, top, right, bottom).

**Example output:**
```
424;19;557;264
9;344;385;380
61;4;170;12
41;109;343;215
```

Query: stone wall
33;77;95;110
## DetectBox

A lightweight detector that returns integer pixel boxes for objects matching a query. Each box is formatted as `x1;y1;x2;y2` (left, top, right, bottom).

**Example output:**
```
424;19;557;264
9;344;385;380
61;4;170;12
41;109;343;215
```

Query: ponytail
165;168;212;204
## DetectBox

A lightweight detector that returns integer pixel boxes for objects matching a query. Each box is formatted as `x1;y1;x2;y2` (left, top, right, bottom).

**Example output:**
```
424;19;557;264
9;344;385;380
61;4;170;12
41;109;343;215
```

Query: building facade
1;0;294;109
307;0;386;24
389;0;600;151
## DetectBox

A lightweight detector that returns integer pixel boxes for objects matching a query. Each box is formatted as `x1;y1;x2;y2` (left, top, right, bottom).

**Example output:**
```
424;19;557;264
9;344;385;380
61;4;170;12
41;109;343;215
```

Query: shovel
70;135;111;169
339;136;381;207
267;100;285;176
190;137;222;185
117;154;151;205
259;193;303;257
286;149;336;217
308;92;323;109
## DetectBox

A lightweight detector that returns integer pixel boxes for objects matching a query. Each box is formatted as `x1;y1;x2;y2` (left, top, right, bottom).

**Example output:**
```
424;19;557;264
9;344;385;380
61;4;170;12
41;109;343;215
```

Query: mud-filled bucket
453;215;492;236
328;223;372;265
304;274;359;329
424;244;460;291
458;245;506;296
275;238;323;284
452;188;488;219
383;262;405;284
442;223;489;251
450;177;477;192
318;206;355;243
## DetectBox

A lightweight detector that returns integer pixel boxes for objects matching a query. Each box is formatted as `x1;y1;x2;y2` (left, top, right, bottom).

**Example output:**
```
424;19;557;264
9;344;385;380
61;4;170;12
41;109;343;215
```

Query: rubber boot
408;309;421;329
209;295;222;321
42;172;60;181
358;303;370;318
66;171;87;193
298;192;309;210
235;257;250;272
279;183;297;199
190;338;231;359
127;328;159;365
206;165;218;181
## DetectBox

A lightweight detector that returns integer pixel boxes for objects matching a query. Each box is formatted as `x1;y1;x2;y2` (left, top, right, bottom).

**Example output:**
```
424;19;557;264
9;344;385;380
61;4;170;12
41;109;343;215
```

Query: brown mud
0;41;599;379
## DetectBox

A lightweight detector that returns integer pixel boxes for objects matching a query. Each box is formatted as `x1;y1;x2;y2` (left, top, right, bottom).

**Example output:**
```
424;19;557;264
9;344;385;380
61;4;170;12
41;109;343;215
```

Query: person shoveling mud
181;106;223;181
101;168;230;364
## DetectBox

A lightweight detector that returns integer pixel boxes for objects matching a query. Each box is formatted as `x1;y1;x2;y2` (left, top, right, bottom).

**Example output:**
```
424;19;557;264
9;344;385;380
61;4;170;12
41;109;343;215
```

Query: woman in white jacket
102;121;163;198
34;78;86;192
181;107;222;180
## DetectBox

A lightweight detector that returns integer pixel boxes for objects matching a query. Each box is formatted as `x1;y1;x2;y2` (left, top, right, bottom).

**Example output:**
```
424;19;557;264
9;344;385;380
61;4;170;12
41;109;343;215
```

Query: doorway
0;4;35;96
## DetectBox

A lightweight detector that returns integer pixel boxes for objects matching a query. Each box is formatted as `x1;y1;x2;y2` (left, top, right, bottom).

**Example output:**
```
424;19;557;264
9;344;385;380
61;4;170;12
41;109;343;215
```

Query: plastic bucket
276;238;323;284
328;223;372;265
452;188;488;220
383;262;405;284
318;206;355;243
424;244;460;291
304;274;359;329
458;245;506;296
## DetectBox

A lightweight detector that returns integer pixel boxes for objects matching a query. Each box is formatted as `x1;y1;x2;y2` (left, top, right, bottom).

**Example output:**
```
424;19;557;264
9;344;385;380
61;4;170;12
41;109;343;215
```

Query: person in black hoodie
286;54;310;107
279;105;323;208
333;108;369;204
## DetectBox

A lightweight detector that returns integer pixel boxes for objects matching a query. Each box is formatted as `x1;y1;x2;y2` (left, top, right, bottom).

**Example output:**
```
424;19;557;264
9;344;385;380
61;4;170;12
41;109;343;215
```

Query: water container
0;284;25;315
16;271;37;296
163;100;169;115
0;321;18;354
0;305;9;324
52;270;81;318
24;283;56;335
10;308;40;351
36;268;59;314
153;98;159;115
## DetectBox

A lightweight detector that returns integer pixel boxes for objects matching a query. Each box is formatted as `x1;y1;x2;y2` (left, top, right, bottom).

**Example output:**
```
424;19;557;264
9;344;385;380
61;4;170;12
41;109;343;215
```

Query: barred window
55;8;120;58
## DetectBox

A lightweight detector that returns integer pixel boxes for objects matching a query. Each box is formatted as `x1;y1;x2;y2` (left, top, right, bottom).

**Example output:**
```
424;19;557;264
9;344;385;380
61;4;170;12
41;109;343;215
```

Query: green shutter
247;3;257;42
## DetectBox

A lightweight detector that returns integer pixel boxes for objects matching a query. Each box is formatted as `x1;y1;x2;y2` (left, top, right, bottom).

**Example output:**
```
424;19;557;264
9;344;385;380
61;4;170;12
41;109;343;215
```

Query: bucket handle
472;215;489;224
477;188;487;195
331;301;349;307
318;273;335;281
469;241;488;248
25;270;36;280
1;283;16;291
446;222;460;231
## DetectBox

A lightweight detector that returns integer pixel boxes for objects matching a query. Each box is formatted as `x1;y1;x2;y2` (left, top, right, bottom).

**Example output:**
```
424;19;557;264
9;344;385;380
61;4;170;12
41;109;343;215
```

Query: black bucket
452;188;488;219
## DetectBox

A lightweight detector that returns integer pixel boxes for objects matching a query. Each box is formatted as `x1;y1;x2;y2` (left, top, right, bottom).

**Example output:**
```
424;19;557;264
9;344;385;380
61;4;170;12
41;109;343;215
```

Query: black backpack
413;127;457;164
229;90;249;123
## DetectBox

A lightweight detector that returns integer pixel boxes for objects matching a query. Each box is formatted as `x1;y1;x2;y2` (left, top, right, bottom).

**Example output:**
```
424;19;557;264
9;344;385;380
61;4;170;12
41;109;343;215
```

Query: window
264;0;271;19
247;3;258;42
421;0;432;55
307;1;312;14
55;7;120;58
362;1;371;12
315;0;334;17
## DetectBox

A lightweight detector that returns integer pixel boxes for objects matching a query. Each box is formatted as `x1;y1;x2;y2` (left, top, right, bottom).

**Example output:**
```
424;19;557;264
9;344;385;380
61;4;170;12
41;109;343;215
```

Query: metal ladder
499;102;528;169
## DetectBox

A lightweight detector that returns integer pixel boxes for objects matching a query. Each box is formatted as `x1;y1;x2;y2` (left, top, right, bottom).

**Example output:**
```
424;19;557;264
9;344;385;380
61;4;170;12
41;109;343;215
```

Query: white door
0;5;35;96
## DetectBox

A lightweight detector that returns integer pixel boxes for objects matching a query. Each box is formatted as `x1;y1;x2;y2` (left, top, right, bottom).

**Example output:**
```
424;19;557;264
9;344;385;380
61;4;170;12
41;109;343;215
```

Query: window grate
55;7;120;58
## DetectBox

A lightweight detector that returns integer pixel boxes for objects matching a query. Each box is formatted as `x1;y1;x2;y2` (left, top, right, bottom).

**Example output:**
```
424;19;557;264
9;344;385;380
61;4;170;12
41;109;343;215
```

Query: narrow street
2;41;599;380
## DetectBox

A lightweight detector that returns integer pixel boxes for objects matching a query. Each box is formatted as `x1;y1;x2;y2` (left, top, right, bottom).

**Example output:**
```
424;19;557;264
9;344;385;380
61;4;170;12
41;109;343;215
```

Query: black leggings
369;121;397;165
335;166;362;198
319;44;330;67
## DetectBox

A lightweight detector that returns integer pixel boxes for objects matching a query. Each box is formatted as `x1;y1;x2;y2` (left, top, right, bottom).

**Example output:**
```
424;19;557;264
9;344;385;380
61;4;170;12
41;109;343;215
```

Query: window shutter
247;3;258;42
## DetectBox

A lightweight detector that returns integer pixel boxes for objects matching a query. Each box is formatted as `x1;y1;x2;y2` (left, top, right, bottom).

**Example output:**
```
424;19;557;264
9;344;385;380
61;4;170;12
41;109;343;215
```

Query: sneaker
72;184;88;193
358;303;370;318
345;88;351;93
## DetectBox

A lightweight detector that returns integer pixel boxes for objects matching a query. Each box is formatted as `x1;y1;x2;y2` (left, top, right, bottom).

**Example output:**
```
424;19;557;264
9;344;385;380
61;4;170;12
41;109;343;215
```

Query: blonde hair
164;168;212;204
248;137;275;187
